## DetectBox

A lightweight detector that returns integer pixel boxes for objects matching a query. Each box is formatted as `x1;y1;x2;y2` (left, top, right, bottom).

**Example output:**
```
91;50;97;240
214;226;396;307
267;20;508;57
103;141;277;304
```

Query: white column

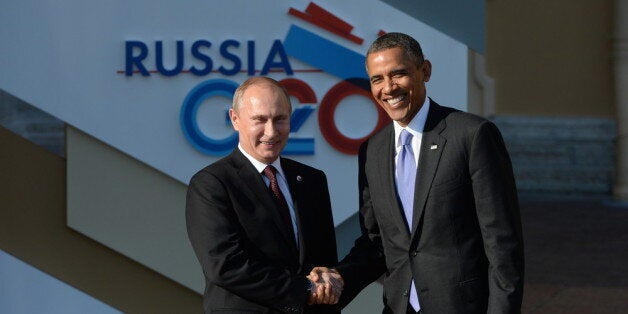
468;50;495;117
613;0;628;200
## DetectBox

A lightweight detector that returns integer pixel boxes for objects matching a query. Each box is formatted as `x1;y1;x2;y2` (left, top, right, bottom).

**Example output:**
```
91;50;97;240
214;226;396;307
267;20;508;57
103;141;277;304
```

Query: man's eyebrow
390;68;408;75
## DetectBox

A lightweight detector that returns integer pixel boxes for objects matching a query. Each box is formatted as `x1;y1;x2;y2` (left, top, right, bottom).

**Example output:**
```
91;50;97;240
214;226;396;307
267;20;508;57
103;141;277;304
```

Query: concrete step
492;115;615;194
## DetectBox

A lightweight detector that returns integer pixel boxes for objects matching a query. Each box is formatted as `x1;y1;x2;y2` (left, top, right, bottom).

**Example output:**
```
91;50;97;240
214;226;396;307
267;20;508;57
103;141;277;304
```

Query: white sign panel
0;0;467;224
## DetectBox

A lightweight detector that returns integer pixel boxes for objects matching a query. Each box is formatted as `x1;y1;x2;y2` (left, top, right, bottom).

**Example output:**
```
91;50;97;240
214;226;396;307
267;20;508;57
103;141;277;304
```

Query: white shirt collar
238;144;286;178
393;96;431;147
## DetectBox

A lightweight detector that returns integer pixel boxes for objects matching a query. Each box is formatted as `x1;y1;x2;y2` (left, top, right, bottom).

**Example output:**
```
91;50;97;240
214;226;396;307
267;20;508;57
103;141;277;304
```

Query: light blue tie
396;129;416;229
396;129;420;311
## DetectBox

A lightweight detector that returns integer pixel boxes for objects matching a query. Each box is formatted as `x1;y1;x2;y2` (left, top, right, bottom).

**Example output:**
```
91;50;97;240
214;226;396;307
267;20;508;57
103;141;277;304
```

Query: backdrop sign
0;0;468;224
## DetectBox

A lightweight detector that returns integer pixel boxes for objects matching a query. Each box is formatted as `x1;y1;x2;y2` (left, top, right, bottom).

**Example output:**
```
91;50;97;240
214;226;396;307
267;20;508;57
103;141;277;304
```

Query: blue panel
284;138;314;155
290;107;314;133
283;25;367;80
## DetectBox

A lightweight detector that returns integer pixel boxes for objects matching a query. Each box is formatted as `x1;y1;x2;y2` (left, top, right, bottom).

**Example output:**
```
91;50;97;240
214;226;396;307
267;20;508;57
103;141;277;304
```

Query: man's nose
382;78;396;94
264;121;277;136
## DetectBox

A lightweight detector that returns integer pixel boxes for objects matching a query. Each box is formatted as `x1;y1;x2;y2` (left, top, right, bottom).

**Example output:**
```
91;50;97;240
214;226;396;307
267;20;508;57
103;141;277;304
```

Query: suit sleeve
313;171;339;266
334;141;388;307
303;170;343;314
185;170;309;312
469;121;525;313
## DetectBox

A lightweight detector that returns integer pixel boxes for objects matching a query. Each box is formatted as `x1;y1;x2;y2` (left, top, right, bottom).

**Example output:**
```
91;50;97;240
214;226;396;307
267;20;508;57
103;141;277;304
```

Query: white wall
0;0;468;225
0;250;122;314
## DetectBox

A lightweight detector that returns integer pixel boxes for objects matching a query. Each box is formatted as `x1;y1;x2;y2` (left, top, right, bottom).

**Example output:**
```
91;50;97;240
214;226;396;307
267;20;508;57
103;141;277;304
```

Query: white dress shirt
393;96;431;173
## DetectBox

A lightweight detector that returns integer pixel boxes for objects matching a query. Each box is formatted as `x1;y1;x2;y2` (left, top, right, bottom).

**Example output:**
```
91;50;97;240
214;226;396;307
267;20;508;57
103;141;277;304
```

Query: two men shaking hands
187;33;524;314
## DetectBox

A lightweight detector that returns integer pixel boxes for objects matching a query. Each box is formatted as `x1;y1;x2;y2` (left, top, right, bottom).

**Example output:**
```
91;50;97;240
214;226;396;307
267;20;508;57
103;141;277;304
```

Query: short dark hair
366;32;425;68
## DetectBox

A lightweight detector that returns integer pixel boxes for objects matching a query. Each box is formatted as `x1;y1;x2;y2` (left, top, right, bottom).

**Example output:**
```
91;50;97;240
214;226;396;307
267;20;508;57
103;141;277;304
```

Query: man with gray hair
186;77;342;313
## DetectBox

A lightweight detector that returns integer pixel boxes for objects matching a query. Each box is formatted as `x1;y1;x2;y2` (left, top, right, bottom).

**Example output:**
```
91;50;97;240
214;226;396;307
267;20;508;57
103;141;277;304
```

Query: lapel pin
296;175;303;182
430;144;438;150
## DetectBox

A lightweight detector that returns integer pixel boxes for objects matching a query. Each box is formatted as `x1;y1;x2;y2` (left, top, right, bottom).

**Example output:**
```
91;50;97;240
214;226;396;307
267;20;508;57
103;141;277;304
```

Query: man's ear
229;108;239;131
422;60;432;82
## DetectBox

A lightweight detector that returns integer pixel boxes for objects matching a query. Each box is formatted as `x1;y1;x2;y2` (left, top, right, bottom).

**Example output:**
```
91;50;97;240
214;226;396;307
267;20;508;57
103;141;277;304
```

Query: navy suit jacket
186;149;339;314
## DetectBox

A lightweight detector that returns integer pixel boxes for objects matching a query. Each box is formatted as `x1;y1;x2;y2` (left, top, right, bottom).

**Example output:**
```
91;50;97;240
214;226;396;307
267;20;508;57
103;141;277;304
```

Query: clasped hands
306;267;344;305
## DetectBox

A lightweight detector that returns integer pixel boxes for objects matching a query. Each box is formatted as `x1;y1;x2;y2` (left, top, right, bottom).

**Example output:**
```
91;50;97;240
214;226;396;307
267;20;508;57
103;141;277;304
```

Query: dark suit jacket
336;100;524;314
186;149;339;314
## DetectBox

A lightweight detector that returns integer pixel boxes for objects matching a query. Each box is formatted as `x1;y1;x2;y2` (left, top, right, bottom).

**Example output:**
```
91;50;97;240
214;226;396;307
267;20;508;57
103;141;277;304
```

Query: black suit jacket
186;149;338;314
336;100;524;314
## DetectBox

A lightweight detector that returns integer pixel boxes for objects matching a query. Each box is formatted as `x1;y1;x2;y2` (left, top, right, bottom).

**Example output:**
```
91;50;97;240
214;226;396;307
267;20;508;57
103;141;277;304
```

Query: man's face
366;47;431;127
230;84;291;164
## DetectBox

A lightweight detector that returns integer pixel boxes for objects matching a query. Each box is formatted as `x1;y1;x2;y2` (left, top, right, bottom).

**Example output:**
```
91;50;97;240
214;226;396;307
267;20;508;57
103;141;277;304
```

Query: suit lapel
281;159;303;259
232;150;298;257
411;102;447;237
281;159;307;264
376;126;412;240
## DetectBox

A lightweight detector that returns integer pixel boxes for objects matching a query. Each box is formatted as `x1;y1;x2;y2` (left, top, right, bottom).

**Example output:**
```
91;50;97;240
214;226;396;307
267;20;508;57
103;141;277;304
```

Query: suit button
411;251;418;257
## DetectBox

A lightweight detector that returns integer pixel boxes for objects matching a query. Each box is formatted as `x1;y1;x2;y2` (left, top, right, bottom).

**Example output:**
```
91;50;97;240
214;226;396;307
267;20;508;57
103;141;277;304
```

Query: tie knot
400;129;413;146
263;165;277;179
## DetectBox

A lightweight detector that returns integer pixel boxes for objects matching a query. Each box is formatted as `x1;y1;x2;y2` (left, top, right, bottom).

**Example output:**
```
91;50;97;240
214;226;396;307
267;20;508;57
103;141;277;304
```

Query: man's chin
257;151;281;162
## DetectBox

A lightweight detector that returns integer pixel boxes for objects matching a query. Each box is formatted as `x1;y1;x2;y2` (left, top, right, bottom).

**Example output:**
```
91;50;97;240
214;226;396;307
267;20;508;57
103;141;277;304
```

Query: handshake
306;267;344;305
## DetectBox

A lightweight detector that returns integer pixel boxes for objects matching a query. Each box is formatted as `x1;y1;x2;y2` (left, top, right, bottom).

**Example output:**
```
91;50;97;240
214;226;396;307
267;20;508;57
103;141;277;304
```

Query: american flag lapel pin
430;144;438;150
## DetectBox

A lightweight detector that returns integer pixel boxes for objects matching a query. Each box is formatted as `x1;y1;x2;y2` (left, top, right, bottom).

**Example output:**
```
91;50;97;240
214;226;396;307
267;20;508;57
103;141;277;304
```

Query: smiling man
311;32;524;313
186;77;342;313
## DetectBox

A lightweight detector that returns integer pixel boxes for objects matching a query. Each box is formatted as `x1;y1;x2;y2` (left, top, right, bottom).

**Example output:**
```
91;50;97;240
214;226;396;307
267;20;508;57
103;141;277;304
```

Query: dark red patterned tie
262;165;294;234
